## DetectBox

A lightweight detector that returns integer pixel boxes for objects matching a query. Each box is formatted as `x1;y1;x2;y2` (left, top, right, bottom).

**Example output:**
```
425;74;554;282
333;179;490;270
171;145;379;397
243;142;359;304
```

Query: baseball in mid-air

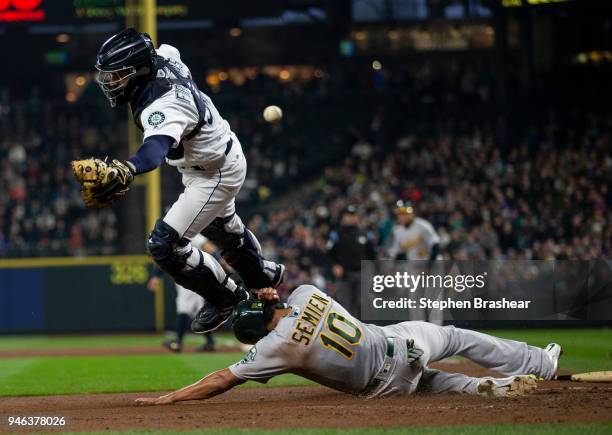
263;105;283;123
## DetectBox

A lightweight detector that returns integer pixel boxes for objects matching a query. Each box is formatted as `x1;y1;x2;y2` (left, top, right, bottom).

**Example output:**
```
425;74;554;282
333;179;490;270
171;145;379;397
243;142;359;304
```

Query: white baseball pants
164;136;247;240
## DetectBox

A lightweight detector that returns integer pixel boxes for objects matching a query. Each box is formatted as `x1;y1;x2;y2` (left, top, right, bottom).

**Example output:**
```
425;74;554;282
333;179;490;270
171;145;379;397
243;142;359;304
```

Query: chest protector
130;55;209;161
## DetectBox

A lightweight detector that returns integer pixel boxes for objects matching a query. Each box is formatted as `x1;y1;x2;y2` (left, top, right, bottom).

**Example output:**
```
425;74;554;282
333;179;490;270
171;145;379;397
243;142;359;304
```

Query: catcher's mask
95;28;156;107
231;300;277;345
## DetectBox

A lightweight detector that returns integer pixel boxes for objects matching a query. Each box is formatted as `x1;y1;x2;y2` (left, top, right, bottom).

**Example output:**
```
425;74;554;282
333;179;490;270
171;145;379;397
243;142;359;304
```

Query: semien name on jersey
291;292;330;346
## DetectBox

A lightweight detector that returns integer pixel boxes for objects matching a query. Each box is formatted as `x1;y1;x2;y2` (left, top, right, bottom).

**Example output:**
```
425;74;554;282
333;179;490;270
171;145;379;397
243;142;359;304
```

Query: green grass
48;423;612;435
0;329;610;397
0;333;238;350
0;353;312;396
480;328;612;373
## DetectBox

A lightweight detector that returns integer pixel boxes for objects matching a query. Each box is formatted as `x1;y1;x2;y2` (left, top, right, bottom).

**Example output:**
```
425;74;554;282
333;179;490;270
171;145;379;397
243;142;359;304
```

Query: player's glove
406;339;424;366
70;158;134;209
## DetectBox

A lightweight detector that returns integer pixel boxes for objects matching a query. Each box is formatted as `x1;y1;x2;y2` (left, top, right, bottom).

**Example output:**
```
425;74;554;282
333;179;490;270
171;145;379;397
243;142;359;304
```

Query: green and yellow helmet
394;200;414;216
231;300;269;345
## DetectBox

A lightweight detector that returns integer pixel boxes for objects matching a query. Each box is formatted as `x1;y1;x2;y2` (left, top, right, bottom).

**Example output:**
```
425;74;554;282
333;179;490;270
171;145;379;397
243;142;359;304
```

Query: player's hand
135;396;173;406
406;339;424;366
255;287;280;303
147;276;162;292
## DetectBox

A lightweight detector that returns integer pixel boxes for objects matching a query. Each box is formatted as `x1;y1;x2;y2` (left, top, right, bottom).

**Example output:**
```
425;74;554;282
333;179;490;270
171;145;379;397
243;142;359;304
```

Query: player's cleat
192;287;251;334
477;375;537;397
162;339;181;353
270;263;286;289
544;343;563;380
191;302;234;334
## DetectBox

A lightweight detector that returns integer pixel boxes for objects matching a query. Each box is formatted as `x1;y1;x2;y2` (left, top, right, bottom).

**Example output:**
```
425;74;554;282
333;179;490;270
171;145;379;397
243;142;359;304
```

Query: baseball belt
360;337;397;398
178;138;233;172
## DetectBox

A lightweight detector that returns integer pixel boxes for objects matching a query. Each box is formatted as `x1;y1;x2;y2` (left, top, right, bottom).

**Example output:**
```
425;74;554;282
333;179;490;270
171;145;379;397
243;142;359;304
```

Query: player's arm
125;135;174;175
135;368;245;405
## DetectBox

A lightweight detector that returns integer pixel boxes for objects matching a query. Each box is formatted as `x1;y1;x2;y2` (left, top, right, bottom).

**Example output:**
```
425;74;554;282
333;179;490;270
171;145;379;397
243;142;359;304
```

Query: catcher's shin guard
202;216;284;289
147;219;239;308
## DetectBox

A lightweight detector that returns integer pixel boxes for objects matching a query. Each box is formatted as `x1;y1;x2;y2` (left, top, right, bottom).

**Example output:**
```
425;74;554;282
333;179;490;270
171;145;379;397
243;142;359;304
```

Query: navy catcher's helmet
231;300;270;345
95;28;156;107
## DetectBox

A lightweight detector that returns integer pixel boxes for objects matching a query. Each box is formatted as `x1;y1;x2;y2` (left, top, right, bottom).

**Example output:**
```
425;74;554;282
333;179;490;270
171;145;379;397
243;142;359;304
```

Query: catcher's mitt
71;158;134;209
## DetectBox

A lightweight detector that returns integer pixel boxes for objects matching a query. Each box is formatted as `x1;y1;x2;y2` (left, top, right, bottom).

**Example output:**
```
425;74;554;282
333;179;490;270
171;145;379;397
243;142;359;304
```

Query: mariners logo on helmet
148;111;166;126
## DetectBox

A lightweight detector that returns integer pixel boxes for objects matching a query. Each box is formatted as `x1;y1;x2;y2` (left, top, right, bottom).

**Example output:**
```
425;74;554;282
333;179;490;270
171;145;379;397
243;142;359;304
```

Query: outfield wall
2;256;610;333
0;255;166;333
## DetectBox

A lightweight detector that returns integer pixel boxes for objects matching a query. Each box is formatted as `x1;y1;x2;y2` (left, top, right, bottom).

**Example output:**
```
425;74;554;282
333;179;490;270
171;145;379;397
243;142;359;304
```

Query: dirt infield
2;361;611;433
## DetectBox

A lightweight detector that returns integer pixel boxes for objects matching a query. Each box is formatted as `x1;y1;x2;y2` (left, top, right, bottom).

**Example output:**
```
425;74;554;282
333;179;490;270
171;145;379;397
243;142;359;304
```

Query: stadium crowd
0;62;609;275
0;98;123;257
249;110;611;289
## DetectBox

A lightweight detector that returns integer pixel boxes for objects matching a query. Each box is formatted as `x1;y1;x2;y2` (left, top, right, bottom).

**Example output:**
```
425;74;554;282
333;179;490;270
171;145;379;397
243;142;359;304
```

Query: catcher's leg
202;209;285;289
180;146;285;289
147;219;249;333
153;150;280;331
174;148;284;289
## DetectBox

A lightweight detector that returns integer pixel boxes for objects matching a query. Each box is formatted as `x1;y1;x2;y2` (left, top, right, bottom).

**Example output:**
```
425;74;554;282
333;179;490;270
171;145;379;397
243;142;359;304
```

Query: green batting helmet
231;299;269;345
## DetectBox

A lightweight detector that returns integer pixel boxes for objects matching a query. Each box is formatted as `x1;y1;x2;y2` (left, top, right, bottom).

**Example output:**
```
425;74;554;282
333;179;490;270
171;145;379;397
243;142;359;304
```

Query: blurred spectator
0;100;124;257
1;60;609;287
326;205;376;316
249;109;611;294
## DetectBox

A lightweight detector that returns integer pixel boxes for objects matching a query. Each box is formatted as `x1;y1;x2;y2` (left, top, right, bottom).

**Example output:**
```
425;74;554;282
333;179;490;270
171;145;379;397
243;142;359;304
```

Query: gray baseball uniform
388;216;442;322
229;285;556;398
388;217;440;260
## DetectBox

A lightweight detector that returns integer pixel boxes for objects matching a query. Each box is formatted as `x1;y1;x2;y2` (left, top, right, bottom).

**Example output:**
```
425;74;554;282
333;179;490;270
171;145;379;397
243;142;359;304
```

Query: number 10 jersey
229;285;388;395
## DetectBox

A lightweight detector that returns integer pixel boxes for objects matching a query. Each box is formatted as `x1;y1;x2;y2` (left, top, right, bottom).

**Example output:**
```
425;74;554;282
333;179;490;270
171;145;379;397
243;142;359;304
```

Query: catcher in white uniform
88;29;285;333
135;285;562;405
